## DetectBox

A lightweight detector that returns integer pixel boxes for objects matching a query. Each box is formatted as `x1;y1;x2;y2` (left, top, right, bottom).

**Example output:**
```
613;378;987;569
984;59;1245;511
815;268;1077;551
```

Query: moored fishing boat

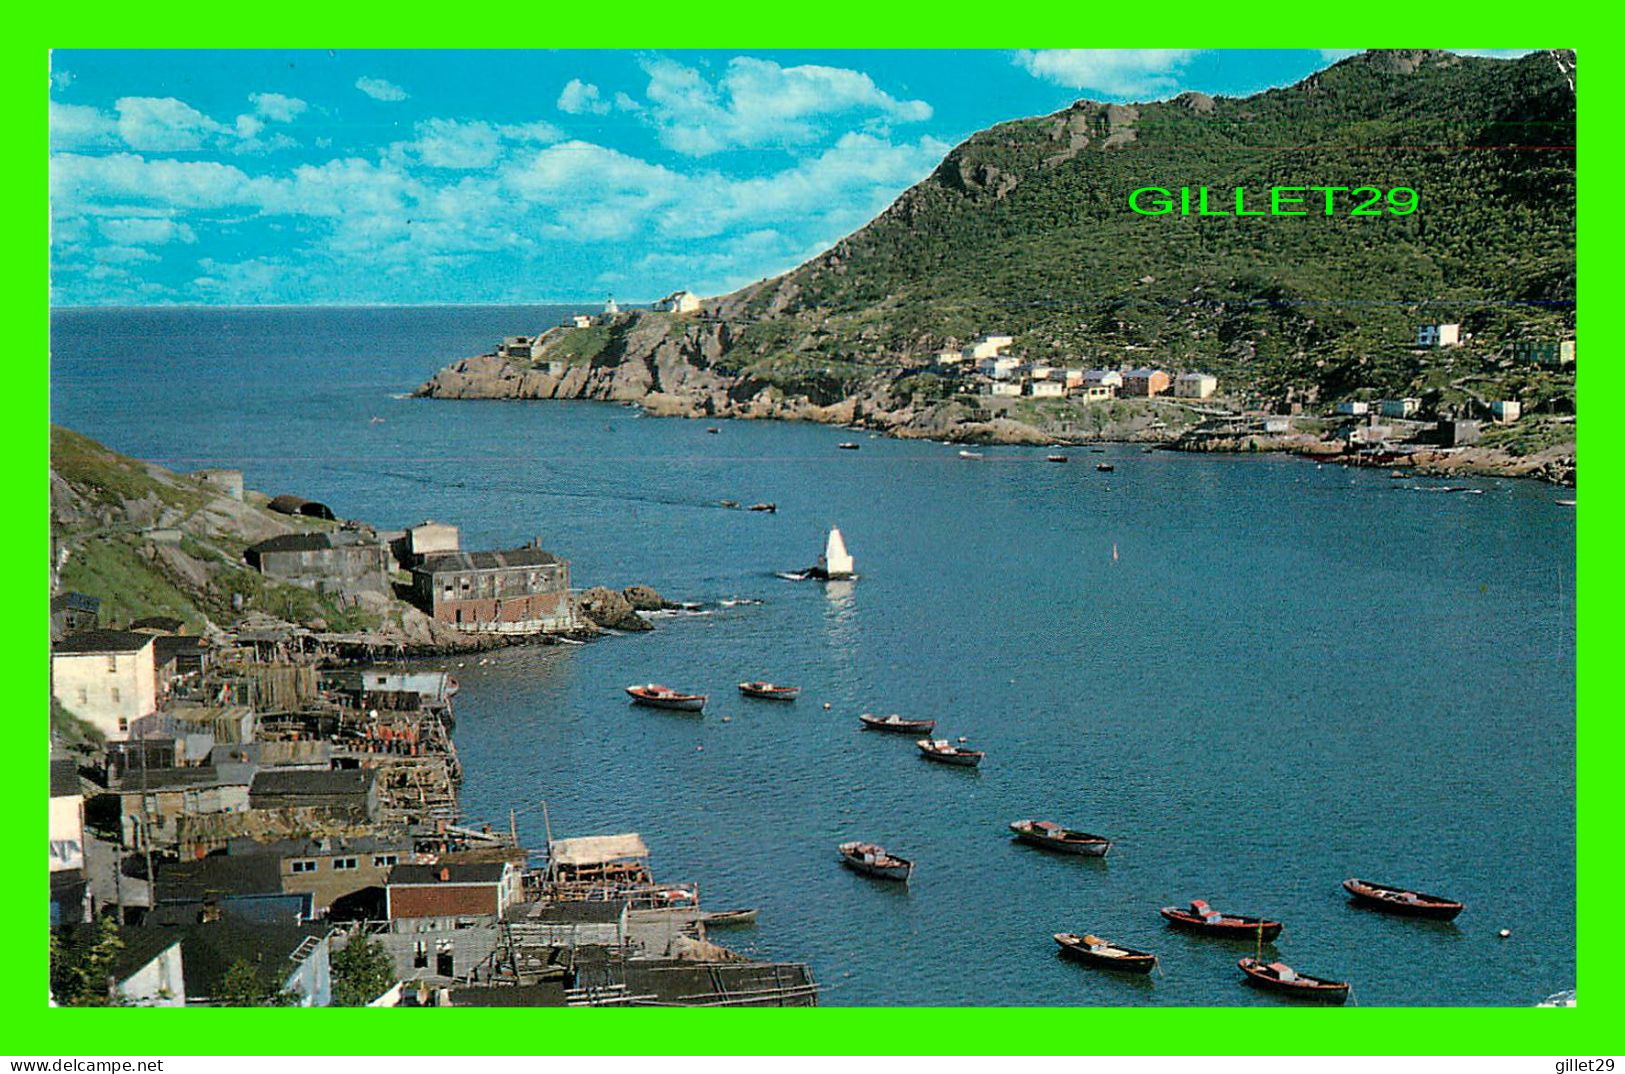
838;841;913;882
958;449;984;460
1237;957;1349;1003
1009;819;1113;857
1053;933;1156;973
624;683;708;712
738;681;800;701
1160;900;1282;941
1342;878;1464;920
748;502;777;512
916;738;984;767
838;442;861;450
859;713;936;735
701;908;759;927
1096;463;1115;472
1046;454;1069;463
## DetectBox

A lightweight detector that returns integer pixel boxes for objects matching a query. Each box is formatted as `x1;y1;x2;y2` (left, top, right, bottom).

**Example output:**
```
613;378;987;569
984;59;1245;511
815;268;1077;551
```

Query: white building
1416;324;1461;348
1027;380;1066;398
567;315;593;329
1335;401;1370;416
1083;370;1124;390
1491;400;1522;423
654;290;702;314
988;381;1022;397
979;355;1023;380
51;631;158;741
406;521;460;560
962;335;1014;361
1071;384;1114;402
596;297;620;324
1174;373;1218;399
1380;398;1422;419
932;349;970;367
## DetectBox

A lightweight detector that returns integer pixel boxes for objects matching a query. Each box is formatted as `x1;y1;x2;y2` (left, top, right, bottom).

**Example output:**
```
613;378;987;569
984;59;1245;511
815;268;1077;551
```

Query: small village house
1491;400;1522;423
1512;339;1575;367
978;355;1023;380
1070;384;1114;402
52;630;159;740
410;544;575;635
1416;323;1461;347
567;314;593;329
988;381;1022;397
1026;380;1066;398
1380;398;1422;419
249;769;381;823
386;862;519;922
1063;369;1085;389
962;335;1014;361
498;336;540;360
1435;419;1482;447
240;833;416;916
53;925;184;1007
1335;401;1370;416
50;592;101;639
1083;370;1123;393
50;756;88;925
653;290;702;314
176;920;334;1006
390;520;460;568
1175;373;1218;400
1121;369;1171;397
245;531;392;594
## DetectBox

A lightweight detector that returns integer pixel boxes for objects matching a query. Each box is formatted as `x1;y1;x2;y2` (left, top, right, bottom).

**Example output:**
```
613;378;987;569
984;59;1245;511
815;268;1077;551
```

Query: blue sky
47;49;1535;307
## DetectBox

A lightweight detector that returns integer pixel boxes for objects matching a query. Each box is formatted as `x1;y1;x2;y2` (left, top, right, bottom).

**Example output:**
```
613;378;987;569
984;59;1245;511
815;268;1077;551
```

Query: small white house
1027;380;1066;398
1175;373;1218;399
932;350;970;367
654;290;701;314
1380;398;1422;419
979;355;1023;380
1416;324;1461;348
1083;370;1124;390
1491;400;1522;423
51;631;159;741
1071;384;1114;402
988;381;1022;397
567;315;593;329
962;335;1014;361
1334;401;1370;416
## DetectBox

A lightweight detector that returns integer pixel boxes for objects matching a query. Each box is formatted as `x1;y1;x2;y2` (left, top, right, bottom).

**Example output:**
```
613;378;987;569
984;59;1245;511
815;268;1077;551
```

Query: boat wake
720;597;764;607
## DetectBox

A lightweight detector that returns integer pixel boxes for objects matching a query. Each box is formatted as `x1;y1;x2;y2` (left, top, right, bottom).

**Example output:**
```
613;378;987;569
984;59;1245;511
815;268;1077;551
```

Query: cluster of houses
49;587;815;1008
929;334;1220;403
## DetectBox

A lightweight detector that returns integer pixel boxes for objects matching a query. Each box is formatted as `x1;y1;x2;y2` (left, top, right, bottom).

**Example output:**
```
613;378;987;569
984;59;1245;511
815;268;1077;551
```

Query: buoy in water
721;716;731;723
1498;928;1511;938
696;745;704;752
823;703;831;710
957;736;968;743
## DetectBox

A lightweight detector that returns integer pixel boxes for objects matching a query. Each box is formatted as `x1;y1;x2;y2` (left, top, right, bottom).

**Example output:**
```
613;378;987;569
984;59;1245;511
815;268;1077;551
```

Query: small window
109;687;121;704
373;854;398;868
412;941;428;968
106;655;119;672
333;857;358;871
290;859;318;874
117;717;128;733
77;687;88;705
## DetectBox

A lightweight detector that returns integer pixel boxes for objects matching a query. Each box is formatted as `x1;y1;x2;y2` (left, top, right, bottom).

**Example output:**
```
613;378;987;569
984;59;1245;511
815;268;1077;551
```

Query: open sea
50;305;1577;1007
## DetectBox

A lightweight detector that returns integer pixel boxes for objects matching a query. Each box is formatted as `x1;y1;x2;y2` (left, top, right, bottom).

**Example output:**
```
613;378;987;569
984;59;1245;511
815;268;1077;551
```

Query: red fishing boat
738;681;800;701
624;683;707;712
1160;899;1282;942
1342;878;1464;920
1237;957;1349;1003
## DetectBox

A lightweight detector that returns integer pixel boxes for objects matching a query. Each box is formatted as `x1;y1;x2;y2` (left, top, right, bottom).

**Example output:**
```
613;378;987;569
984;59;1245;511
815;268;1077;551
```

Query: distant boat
701;908;759;928
1096;463;1115;472
838;442;861;451
958;449;984;460
1009;820;1113;857
1046;454;1069;463
738;681;800;701
720;499;740;509
747;502;777;513
1557;499;1576;507
1237;957;1349;1003
706;427;720;434
1342;878;1464;920
1160;900;1282;941
719;597;763;607
916;738;984;767
1054;933;1157;974
859;713;936;735
838;841;913;882
625;683;707;712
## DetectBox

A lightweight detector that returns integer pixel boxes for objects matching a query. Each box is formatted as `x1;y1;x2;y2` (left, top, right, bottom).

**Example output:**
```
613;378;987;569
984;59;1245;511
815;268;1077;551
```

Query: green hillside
718;49;1575;406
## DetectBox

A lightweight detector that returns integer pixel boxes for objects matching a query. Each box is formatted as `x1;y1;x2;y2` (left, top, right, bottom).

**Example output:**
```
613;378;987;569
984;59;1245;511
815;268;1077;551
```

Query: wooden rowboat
1009;819;1113;857
625;683;707;712
1160;900;1282;942
859;713;936;734
1045;454;1069;463
1238;957;1349;1003
701;908;759;927
916;738;984;767
839;841;913;882
738;681;800;701
1342;878;1464;920
1054;933;1156;973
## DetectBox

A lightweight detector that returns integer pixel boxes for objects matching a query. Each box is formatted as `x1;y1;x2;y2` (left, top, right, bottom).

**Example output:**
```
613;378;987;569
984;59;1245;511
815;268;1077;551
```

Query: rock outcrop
575;587;653;632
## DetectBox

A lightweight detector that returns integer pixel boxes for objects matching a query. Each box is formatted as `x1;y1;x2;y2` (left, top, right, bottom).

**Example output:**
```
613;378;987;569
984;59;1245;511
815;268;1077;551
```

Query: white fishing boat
784;526;856;581
958;449;984;460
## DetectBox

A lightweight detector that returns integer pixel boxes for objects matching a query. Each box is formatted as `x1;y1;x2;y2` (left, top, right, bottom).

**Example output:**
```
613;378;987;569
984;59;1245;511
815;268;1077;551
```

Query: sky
47;49;1538;307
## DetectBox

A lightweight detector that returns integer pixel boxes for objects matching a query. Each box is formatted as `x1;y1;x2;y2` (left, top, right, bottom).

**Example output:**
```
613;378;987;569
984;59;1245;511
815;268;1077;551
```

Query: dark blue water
51;307;1576;1006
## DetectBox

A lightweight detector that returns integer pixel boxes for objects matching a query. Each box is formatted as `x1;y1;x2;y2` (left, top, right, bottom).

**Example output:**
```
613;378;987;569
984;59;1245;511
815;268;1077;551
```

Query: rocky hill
417;49;1575;451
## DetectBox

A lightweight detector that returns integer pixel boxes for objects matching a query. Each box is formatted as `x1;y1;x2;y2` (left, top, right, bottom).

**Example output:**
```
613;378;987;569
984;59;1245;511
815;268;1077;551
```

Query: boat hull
860;716;936;734
1012;828;1112;857
626;688;707;712
702;908;759;927
918;747;984;767
1238;959;1348;1003
739;684;800;701
1342;878;1464;920
1160;908;1282;942
1054;935;1156;973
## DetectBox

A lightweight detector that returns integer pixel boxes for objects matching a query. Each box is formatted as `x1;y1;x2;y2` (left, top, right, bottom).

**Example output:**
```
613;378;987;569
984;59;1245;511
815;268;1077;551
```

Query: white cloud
51;152;271;210
398;118;560;170
355;76;408;102
98;217;198;245
637;56;933;156
49;101;118;149
113;96;226;151
558;79;611;115
249;92;308;122
1012;49;1202;99
52;69;74;90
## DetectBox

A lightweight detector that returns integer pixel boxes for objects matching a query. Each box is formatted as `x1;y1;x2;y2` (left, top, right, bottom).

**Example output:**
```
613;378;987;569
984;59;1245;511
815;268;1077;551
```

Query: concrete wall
119;942;185;1007
52;644;157;740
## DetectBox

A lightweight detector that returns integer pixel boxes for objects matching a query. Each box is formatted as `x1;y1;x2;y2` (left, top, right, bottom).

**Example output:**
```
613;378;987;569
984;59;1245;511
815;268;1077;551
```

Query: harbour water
50;306;1577;1006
